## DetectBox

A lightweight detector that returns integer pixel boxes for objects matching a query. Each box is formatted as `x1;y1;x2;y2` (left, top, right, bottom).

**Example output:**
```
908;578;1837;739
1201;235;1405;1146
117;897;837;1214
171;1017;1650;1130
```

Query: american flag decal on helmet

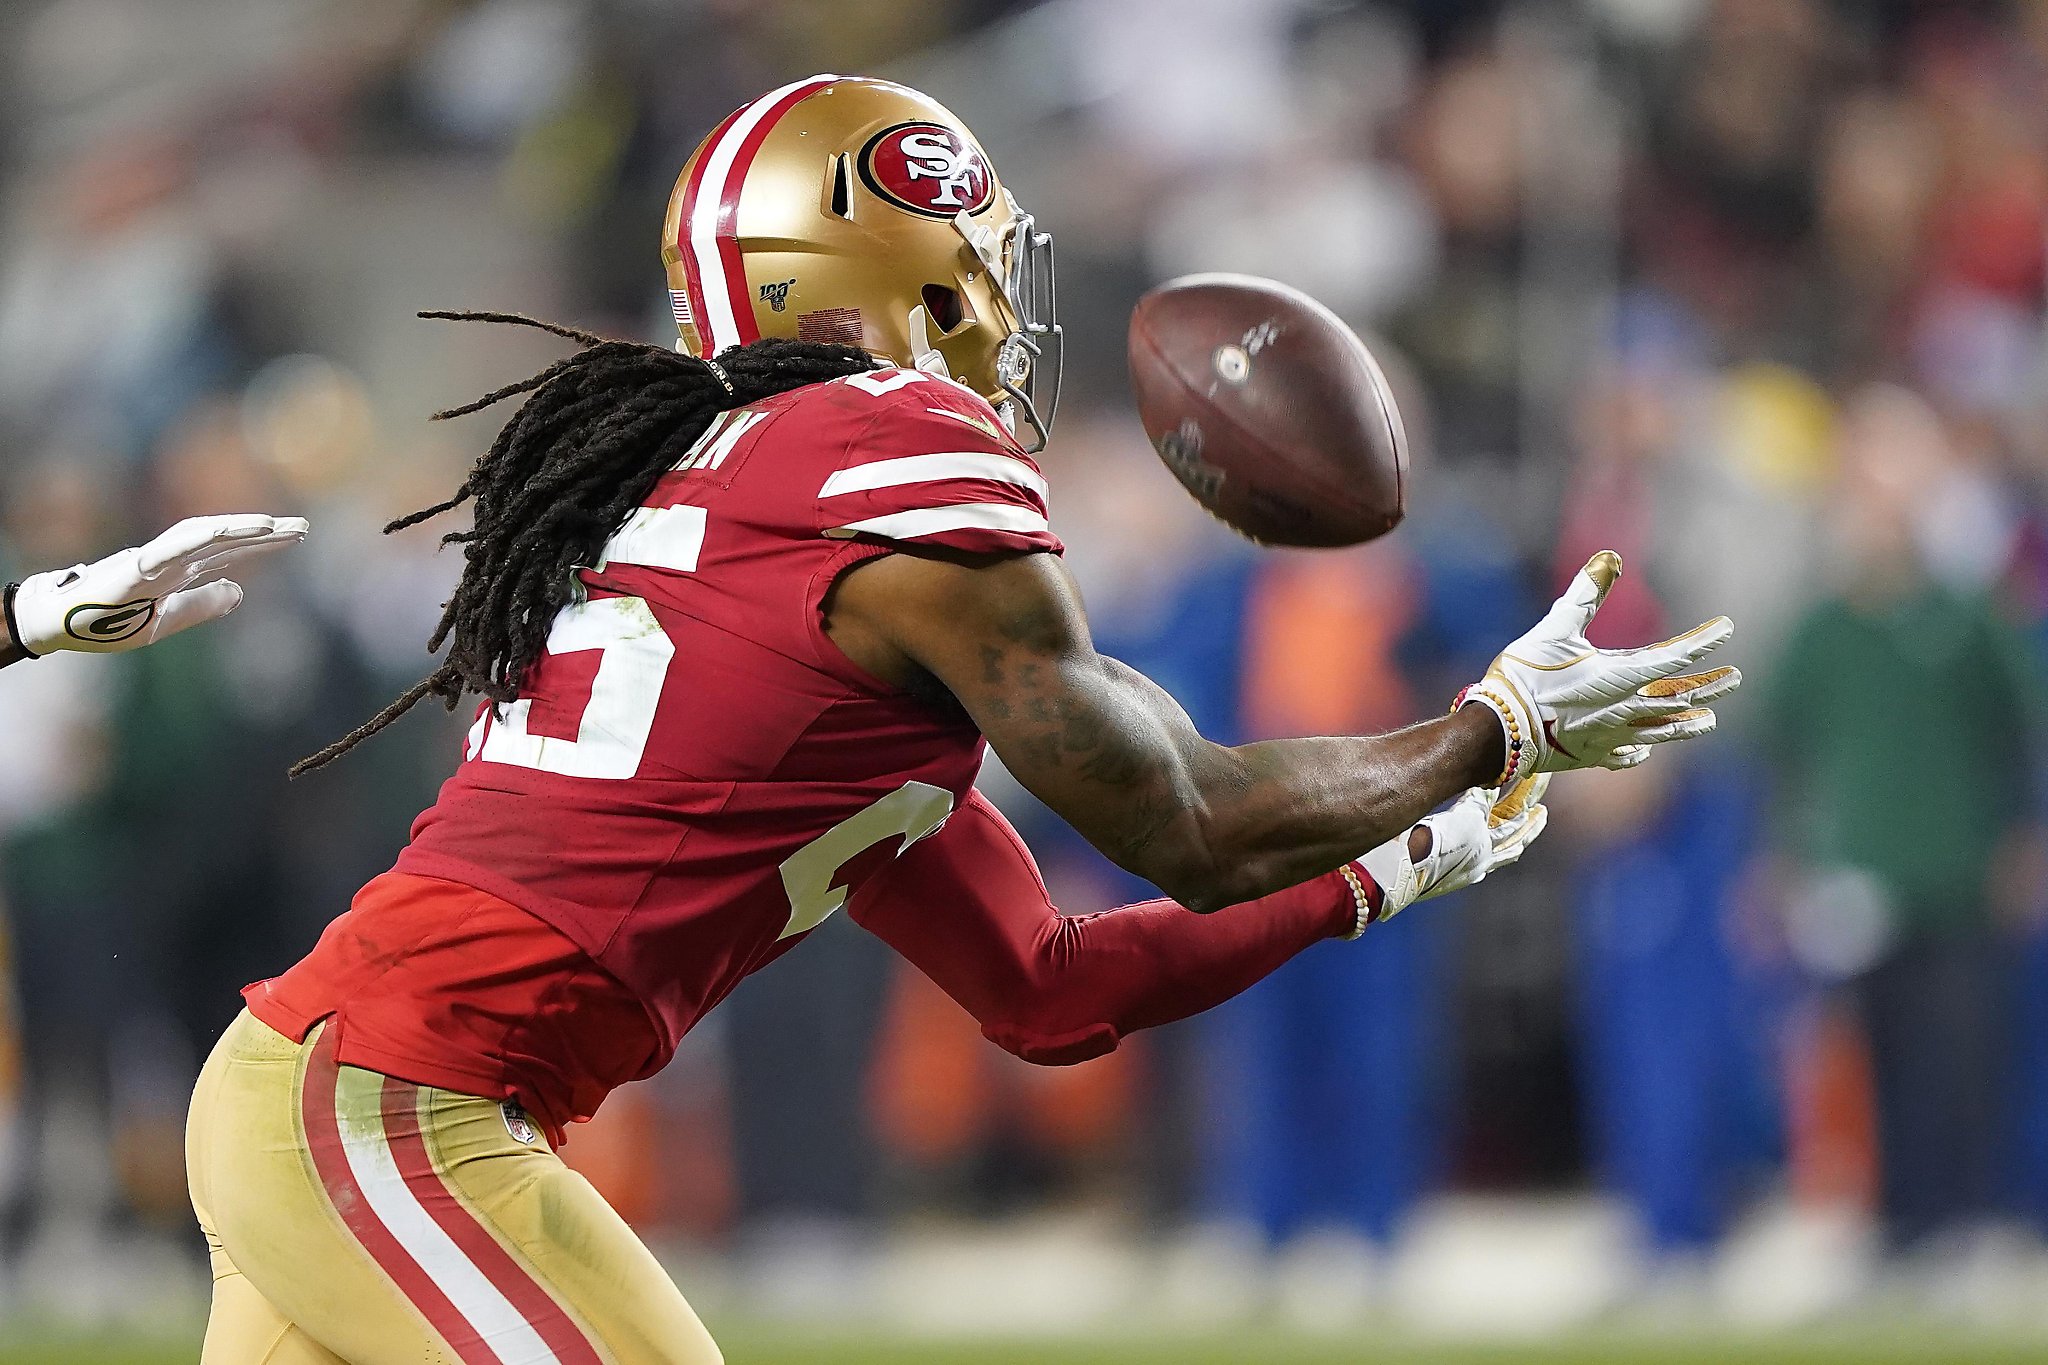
668;290;695;330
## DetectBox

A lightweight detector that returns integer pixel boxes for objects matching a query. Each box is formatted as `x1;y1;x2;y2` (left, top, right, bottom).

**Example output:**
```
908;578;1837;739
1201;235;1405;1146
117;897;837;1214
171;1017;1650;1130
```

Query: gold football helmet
661;75;1061;449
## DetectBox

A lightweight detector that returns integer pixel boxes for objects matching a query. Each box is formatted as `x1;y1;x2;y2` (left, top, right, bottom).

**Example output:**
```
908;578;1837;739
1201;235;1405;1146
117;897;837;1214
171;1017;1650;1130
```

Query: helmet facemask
954;196;1061;453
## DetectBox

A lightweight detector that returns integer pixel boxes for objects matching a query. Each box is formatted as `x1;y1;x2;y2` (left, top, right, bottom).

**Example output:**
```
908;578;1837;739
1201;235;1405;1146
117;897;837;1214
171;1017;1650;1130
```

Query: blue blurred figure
1567;759;1779;1265
1194;539;1459;1315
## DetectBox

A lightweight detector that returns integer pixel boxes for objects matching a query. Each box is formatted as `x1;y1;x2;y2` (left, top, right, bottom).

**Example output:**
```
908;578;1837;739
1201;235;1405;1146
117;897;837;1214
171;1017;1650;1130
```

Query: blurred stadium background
4;0;2048;1360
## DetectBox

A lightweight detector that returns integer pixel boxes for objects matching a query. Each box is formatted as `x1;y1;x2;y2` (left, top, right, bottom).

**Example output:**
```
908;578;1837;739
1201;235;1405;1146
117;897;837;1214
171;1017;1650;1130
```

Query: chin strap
907;305;953;379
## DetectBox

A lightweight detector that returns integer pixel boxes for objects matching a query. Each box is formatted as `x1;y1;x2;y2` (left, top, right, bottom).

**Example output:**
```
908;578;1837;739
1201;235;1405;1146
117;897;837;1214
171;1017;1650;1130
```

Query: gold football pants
186;1011;722;1365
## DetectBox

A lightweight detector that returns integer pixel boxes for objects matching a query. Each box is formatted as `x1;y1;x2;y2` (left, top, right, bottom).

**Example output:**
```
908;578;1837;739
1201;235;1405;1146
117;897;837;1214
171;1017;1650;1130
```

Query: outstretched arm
826;547;1733;913
830;549;1503;912
3;515;308;671
849;790;1357;1064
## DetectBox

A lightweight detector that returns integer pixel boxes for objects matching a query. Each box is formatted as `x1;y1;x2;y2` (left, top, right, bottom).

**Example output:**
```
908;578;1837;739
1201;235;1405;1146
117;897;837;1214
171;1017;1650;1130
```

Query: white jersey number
778;781;955;939
467;595;676;781
464;503;957;937
467;503;709;780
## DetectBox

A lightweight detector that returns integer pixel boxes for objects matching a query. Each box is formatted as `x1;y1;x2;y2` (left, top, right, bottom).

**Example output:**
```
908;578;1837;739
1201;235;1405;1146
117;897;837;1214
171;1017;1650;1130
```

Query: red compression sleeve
847;791;1360;1065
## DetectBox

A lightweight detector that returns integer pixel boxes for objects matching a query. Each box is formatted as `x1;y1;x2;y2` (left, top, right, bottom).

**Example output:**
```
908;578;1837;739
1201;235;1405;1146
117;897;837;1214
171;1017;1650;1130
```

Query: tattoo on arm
970;631;1196;863
829;548;1500;910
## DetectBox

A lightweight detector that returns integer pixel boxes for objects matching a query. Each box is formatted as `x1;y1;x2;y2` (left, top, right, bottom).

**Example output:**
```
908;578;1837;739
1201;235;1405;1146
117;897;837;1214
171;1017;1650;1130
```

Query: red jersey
245;872;650;1139
391;368;1046;1015
249;365;1358;1134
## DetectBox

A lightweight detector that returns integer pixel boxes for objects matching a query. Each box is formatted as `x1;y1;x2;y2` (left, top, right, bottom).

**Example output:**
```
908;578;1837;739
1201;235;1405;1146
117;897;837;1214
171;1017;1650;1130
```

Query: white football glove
1348;775;1551;931
5;514;309;658
1459;550;1739;785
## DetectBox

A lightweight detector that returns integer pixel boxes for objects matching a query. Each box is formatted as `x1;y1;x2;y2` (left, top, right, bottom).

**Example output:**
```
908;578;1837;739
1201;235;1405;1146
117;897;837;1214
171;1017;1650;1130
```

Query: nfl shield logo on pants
501;1101;539;1146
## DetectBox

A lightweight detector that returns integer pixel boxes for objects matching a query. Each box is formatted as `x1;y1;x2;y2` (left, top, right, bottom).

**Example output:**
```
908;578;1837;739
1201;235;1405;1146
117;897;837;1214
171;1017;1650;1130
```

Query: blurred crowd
2;0;2047;1333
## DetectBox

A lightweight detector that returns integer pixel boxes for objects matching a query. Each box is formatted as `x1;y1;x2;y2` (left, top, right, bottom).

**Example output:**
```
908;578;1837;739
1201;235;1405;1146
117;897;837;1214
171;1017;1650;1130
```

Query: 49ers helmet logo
858;122;993;219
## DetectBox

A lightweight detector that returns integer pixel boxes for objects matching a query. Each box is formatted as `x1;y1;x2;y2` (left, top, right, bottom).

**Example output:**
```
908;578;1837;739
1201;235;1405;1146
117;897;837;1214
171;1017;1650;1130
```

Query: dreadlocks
293;311;878;776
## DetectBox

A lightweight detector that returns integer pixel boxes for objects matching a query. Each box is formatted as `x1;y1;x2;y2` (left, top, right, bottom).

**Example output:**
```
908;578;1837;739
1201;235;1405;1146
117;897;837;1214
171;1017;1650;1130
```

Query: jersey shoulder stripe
812;370;1061;555
823;503;1051;543
819;451;1048;501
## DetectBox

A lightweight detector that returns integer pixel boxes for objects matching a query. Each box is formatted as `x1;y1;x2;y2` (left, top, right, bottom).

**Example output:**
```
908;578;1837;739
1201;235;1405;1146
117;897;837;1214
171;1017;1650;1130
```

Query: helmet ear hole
921;283;966;334
828;154;853;220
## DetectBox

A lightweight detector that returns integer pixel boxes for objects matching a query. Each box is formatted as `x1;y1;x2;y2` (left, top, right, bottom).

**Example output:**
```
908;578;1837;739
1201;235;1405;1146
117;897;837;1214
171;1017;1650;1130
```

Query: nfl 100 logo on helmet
858;122;993;218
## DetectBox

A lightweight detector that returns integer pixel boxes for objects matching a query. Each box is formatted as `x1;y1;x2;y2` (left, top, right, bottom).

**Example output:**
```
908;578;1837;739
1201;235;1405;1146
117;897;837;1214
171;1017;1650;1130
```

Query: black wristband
3;582;39;659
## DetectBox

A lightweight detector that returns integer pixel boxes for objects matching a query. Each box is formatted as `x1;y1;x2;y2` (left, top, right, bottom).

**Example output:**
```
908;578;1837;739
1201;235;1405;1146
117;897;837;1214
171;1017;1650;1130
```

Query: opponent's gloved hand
1458;550;1739;785
4;514;309;658
1344;775;1550;933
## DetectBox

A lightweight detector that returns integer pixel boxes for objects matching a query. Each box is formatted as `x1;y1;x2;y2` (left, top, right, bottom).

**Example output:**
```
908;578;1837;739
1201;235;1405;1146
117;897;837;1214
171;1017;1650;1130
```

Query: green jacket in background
1765;582;2040;936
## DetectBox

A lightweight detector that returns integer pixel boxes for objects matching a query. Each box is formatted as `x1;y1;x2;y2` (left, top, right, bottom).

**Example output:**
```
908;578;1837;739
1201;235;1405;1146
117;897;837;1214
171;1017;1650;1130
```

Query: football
1127;273;1408;547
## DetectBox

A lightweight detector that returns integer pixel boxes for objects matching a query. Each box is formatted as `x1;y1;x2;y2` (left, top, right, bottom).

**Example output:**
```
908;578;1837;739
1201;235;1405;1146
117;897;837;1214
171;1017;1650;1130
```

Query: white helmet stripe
685;74;840;352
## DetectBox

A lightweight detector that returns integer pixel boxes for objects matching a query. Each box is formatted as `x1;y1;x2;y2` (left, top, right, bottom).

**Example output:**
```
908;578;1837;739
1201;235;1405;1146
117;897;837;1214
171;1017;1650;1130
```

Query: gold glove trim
1642;618;1728;652
1488;773;1543;828
1499;648;1596;672
1640;666;1736;699
1630;707;1710;728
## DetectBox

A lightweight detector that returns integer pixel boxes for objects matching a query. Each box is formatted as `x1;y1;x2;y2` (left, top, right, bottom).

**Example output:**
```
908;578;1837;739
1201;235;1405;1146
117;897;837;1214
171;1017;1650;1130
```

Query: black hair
292;310;877;776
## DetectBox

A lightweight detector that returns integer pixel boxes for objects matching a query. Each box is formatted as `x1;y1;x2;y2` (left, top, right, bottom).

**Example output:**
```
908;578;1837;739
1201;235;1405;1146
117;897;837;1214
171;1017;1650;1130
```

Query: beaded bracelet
1451;681;1522;789
1337;863;1381;939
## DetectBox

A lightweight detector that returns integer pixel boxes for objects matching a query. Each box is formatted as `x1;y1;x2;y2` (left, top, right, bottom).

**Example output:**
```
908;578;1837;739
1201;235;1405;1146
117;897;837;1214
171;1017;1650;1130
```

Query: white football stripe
819;452;1048;501
600;504;707;573
687;76;837;351
333;1080;561;1365
824;504;1051;541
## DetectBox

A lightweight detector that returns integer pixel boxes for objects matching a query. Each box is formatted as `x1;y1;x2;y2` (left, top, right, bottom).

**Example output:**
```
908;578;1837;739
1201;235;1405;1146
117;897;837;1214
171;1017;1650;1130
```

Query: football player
187;77;1738;1365
1;514;309;668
